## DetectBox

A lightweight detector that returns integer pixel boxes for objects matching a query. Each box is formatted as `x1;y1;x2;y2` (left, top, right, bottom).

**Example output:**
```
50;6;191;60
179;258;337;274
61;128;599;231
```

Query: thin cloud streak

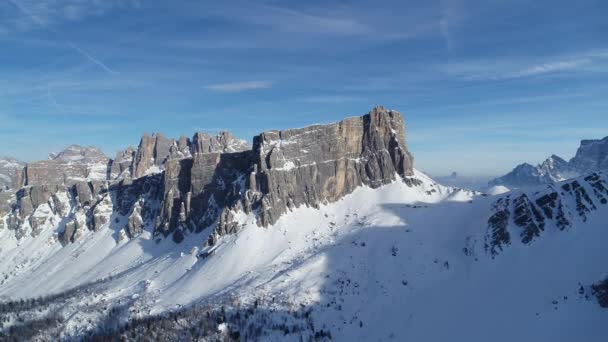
66;41;115;74
7;0;116;74
446;52;607;81
205;81;273;92
511;59;590;78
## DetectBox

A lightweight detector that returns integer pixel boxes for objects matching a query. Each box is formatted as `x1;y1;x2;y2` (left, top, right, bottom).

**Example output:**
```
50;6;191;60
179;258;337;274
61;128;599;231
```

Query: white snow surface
486;184;511;195
0;169;606;340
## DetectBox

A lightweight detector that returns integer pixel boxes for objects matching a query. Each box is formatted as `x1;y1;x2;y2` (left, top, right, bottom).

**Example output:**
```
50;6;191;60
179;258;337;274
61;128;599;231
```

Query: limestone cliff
1;106;417;247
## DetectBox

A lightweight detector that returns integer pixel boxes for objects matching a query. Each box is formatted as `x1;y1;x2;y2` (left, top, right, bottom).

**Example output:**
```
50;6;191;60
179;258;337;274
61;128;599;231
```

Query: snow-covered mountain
0;157;24;190
490;137;608;188
0;107;607;341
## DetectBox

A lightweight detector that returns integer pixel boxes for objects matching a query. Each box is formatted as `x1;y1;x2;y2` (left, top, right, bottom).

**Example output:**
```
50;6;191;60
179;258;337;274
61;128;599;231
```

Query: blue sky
1;0;607;176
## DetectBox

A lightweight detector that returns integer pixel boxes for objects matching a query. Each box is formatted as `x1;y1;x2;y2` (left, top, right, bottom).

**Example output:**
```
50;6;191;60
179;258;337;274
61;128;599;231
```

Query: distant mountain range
490;136;608;188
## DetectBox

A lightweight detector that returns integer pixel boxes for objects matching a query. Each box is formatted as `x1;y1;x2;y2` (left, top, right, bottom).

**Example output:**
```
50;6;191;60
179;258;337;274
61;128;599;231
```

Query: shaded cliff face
156;151;253;243
126;131;249;179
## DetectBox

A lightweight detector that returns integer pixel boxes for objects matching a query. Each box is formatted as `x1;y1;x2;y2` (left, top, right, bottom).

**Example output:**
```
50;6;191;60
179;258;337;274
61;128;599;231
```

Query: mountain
14;145;110;188
0;107;607;341
570;137;608;173
489;155;572;188
490;137;608;188
0;157;24;190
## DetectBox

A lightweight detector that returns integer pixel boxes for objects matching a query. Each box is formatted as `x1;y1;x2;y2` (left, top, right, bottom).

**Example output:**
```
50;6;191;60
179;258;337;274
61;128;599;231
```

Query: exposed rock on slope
485;171;608;255
592;277;608;308
0;157;24;190
490;137;608;188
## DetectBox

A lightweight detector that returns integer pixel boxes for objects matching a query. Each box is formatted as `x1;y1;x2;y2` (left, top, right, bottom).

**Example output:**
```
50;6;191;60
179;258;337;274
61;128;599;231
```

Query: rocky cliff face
485;171;608;255
15;145;110;188
156;150;252;242
0;157;24;190
490;137;608;188
124;131;249;179
569;137;608;173
207;106;416;244
245;107;414;225
1;130;248;243
1;107;416;247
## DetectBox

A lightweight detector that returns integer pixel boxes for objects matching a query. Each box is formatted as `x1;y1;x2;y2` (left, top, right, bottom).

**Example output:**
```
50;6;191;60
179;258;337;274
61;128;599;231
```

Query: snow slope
0;170;607;340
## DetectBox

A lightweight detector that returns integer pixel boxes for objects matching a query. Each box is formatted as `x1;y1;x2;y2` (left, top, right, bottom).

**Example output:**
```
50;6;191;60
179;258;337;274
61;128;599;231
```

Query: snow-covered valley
1;169;607;341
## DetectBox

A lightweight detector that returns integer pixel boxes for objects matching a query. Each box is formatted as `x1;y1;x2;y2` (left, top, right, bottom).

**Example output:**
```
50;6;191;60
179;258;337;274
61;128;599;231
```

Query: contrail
7;0;116;74
66;41;115;74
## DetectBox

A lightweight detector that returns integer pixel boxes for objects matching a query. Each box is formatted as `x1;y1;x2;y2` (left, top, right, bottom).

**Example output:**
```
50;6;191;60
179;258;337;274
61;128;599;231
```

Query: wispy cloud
297;95;367;104
509;59;591;78
252;5;369;35
2;0;140;29
197;2;437;42
445;51;607;81
205;81;273;92
439;0;456;51
5;0;127;74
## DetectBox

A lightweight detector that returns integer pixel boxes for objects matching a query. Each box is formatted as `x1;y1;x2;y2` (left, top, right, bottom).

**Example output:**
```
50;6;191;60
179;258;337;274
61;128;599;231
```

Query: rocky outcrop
132;133;174;179
155;151;252;242
191;131;249;154
127;132;249;179
246;106;414;228
3;170;163;242
490;136;608;188
485;197;511;256
570;137;608;173
0;191;15;230
512;194;545;244
485;171;608;255
206;106;416;244
110;146;135;179
2;129;249;241
0;157;24;190
16;145;110;187
592;277;608;308
2;106;417;246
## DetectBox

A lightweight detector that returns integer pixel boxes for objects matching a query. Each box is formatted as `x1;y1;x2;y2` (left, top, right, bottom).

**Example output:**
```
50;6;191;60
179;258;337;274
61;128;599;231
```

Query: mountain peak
49;144;108;162
491;135;608;188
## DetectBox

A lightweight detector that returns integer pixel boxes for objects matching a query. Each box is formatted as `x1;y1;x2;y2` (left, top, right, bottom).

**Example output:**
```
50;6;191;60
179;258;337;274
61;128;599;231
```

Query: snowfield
0;170;607;341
